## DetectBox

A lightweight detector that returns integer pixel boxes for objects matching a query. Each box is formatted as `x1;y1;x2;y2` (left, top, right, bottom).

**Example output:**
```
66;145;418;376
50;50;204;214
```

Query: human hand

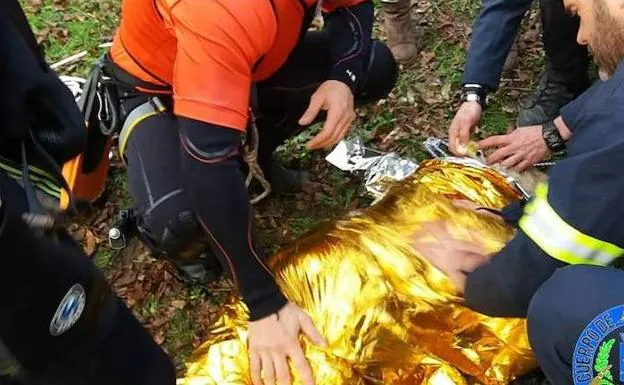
411;220;489;293
477;125;550;172
448;101;483;155
299;80;355;151
451;200;504;223
249;302;327;385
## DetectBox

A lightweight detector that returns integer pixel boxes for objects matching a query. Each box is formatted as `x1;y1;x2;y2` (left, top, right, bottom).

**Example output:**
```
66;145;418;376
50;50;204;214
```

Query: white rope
59;75;86;103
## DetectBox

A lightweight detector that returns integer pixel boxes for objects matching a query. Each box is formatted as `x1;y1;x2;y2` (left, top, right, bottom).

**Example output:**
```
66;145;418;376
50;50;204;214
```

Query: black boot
517;70;589;127
266;157;311;195
168;251;226;284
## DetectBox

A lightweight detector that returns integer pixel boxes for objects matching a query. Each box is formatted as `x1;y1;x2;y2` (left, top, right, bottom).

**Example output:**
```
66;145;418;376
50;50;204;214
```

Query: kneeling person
86;2;398;384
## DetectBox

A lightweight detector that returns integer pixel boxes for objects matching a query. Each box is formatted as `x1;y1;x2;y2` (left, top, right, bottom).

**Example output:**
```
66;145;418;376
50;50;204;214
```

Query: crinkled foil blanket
178;159;537;385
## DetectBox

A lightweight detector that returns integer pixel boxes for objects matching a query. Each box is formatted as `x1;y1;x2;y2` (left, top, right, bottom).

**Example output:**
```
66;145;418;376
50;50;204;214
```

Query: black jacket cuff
247;290;288;321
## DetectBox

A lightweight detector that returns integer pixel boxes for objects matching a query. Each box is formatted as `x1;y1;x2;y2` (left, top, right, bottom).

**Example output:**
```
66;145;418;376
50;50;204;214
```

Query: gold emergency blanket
178;158;537;385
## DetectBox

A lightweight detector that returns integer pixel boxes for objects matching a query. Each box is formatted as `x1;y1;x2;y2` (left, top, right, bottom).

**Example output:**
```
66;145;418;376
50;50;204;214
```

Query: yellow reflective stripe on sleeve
519;183;624;265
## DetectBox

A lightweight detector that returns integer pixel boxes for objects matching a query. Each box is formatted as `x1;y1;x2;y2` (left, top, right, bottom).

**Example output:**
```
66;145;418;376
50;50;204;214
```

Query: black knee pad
357;41;399;105
137;209;227;281
138;208;209;260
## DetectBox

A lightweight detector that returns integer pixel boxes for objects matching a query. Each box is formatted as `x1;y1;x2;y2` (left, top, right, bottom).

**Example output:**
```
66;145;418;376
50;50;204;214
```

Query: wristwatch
542;119;566;153
461;84;487;108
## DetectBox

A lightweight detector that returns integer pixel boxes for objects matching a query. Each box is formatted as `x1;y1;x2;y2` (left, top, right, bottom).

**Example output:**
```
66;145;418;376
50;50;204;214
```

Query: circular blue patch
573;305;624;385
49;284;86;336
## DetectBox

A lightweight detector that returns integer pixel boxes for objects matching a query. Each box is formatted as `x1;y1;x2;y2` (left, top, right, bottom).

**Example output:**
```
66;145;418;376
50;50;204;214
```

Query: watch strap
461;84;487;108
542;119;566;153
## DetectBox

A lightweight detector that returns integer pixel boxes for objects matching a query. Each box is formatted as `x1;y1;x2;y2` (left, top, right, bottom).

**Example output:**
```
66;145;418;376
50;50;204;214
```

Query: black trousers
124;32;397;256
541;0;589;86
527;265;624;385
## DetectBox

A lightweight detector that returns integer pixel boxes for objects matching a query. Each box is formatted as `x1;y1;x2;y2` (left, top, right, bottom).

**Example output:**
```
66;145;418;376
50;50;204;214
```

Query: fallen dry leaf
154;331;165;345
83;229;97;255
115;270;137;287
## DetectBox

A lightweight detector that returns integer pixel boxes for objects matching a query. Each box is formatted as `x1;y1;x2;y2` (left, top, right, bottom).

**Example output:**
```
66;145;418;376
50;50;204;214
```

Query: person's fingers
306;128;330;150
250;352;263;385
514;160;533;173
299;313;327;347
449;119;474;155
306;105;342;150
329;110;354;147
288;345;315;385
477;135;511;150
324;113;349;149
272;352;292;385
451;199;480;212
448;118;460;154
447;270;468;294
260;354;276;385
486;144;516;165
298;95;324;126
457;122;473;150
500;152;524;169
459;251;489;273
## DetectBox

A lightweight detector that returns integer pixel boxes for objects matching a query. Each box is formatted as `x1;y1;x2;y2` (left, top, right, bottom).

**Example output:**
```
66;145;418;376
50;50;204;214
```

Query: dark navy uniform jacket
462;0;533;90
465;61;624;316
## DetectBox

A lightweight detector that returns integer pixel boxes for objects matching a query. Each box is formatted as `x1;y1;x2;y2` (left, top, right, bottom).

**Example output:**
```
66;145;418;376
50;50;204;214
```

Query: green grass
397;134;431;162
433;40;467;87
447;0;481;22
289;216;318;237
479;100;514;137
165;310;198;369
22;0;118;72
94;247;114;269
141;294;161;318
321;169;364;210
357;110;397;142
106;167;132;207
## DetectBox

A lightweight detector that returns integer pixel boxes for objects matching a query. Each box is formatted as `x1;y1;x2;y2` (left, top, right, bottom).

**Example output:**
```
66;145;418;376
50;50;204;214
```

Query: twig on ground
51;51;88;70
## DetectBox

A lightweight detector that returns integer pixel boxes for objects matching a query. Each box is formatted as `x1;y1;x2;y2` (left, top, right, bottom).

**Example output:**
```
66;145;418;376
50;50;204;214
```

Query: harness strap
118;97;166;161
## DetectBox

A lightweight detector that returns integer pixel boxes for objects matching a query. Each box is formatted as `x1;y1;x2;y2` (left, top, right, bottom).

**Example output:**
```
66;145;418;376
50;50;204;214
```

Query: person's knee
357;41;398;105
527;266;601;352
137;207;209;260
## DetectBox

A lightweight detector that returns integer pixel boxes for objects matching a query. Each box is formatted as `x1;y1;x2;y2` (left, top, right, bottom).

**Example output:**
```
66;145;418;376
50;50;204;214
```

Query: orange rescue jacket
109;0;367;131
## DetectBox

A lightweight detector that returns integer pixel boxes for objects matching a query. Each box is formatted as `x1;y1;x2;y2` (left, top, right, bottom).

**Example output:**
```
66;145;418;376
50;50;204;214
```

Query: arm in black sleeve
323;1;374;94
462;0;532;91
499;200;525;227
465;103;624;317
464;231;566;317
179;117;287;321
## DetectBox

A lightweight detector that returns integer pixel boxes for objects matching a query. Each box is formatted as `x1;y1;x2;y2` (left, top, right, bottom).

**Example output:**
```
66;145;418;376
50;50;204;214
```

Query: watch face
543;124;565;152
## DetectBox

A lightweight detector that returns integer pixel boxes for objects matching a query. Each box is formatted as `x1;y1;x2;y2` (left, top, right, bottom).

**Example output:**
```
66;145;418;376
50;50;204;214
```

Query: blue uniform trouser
527;265;624;385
